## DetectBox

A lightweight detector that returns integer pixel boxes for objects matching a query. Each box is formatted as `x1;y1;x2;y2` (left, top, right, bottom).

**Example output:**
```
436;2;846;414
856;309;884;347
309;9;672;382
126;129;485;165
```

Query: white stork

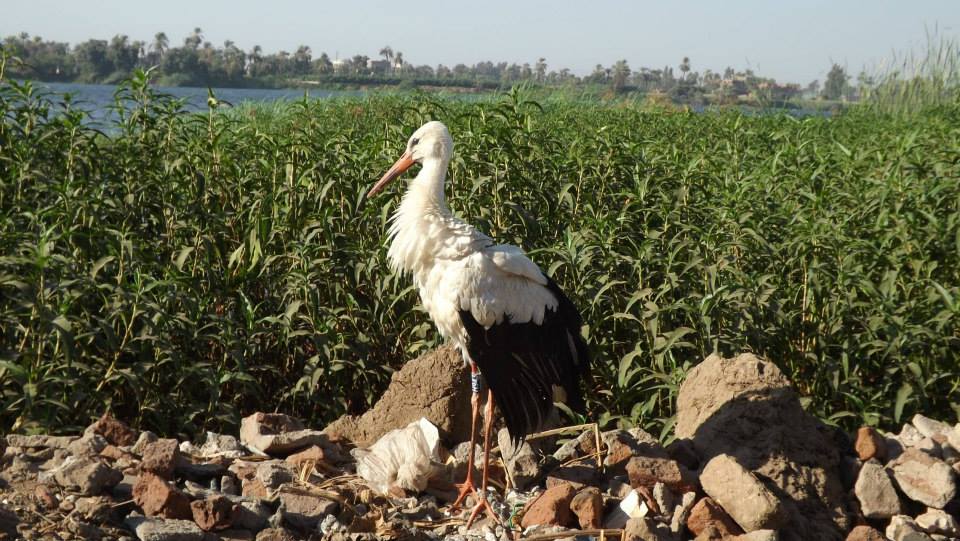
367;121;590;526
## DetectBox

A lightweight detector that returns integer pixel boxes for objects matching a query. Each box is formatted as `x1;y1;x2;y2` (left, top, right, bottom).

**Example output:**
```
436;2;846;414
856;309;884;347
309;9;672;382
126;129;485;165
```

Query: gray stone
240;412;332;456
652;482;673;518
915;509;959;536
233;501;272;532
276;485;338;530
670;491;697;534
255;462;296;490
737;531;779;541
886;515;934;541
132;431;158;456
67;433;108;456
123;514;204;541
198;432;248;458
497;428;545;490
889;448;957;508
5;434;77;449
50;455;123;495
912;415;952;439
854;460;901;518
898;424;926;448
700;454;786;532
623;516;673;541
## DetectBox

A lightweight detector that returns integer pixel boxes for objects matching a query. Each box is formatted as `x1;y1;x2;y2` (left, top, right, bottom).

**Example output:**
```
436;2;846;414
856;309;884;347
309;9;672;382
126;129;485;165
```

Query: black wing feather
459;278;590;445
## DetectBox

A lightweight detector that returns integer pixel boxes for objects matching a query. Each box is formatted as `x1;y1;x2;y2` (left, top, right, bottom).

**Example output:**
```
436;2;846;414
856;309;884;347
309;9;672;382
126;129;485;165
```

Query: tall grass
861;31;960;115
1;65;959;441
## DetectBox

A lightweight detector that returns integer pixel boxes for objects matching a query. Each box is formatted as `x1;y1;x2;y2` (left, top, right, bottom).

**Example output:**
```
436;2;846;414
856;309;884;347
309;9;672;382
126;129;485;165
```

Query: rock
948;425;960;453
197;432;248;459
174;458;226;481
124;514;205;541
67;432;108;456
626;455;687;492
191;496;237;531
604;489;649;529
913;415;951;439
886;515;934;541
498;428;545;490
853;460;901;518
666;438;700;472
520;483;577;529
141;439;180;480
889;448;957;508
602;428;665;474
624;516;673;541
86;413;138;446
686;497;742;538
242;478;268;499
5;434;77;449
855;427;886;462
898;424;926;448
240;412;336;456
676;352;848;540
276;485;338;530
284;445;326;470
670;492;697;534
50;455;123;495
915;508;959;536
569;487;602;529
132;431;159;455
221;475;240;496
323;345;473;446
217;530;255;541
700;454;785;532
545;465;599;491
653;482;674;518
74;495;115;523
112;473;138;500
254;528;297;541
133;472;192;519
34;484;59;509
915;437;942;458
255;462;296;490
553;429;596;464
845;525;885;541
735;532;779;541
233;500;272;532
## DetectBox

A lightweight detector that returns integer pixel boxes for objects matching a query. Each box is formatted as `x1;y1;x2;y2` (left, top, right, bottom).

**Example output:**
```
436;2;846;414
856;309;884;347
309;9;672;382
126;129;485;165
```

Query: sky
4;1;959;84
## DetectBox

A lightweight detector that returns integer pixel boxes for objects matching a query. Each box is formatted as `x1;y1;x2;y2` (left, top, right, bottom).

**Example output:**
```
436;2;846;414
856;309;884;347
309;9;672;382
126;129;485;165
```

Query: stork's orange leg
465;388;502;528
452;363;482;510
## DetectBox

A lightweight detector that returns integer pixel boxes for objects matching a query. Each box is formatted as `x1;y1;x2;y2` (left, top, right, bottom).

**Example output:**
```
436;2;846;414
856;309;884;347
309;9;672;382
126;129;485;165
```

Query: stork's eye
411;137;420;147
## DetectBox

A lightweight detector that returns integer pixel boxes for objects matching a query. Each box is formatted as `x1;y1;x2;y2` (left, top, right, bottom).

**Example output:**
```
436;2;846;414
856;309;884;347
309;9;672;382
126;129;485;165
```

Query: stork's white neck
386;157;452;276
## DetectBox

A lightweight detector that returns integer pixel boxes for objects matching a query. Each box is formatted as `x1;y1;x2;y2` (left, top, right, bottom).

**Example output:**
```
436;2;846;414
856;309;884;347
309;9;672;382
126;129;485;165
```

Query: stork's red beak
368;152;416;197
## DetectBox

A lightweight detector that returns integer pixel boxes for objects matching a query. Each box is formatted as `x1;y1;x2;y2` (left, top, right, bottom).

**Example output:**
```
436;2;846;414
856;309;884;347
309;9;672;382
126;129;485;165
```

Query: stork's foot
451;479;479;510
464;490;501;529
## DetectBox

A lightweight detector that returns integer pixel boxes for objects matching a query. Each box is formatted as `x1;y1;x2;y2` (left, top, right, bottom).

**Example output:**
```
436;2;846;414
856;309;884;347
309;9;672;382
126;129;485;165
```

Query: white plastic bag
354;418;444;494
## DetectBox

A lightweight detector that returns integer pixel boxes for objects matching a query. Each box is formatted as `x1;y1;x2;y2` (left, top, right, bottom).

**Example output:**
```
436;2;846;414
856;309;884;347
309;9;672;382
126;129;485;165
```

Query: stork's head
368;121;453;197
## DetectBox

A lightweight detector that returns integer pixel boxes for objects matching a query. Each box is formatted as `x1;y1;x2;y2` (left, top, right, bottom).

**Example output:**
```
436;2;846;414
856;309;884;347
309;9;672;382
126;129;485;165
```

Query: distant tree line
2;29;860;102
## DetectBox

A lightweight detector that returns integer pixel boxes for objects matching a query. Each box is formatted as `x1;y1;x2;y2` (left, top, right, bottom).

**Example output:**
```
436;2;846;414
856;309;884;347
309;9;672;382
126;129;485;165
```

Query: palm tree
394;51;404;72
185;27;203;50
152;32;169;58
680;57;691;80
379;46;394;63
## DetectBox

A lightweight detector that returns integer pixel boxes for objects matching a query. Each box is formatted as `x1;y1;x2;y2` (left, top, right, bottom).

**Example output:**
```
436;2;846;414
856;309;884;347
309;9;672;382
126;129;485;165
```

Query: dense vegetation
1;64;959;441
2;30;815;104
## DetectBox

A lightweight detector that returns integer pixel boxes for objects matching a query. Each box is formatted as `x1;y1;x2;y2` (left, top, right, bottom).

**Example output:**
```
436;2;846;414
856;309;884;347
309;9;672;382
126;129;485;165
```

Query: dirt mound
323;345;473;447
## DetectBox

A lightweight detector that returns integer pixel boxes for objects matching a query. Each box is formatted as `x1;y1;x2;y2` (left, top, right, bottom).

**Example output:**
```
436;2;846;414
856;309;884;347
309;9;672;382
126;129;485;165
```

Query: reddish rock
285;445;325;469
241;478;269;499
854;427;886;462
520;483;578;529
191;495;237;531
686;497;743;538
87;413;138;446
569;487;603;529
625;455;687;491
546;465;599;491
845;525;886;541
133;472;192;519
34;485;58;509
141;439;180;479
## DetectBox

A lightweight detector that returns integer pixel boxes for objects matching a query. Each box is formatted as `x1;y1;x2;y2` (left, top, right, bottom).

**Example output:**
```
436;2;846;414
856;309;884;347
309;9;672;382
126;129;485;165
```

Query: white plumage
368;120;590;525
